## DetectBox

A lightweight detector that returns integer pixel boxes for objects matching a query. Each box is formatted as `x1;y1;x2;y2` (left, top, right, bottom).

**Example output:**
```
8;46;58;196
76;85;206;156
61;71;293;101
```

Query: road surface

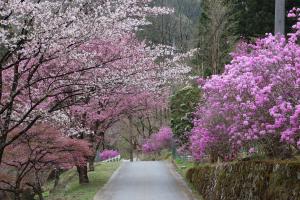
94;161;194;200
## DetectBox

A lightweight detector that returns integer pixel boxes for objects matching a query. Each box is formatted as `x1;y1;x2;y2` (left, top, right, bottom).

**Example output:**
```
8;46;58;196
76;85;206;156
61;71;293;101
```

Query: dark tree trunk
36;191;44;200
14;181;23;200
88;158;95;171
31;186;44;200
0;133;8;164
129;146;134;162
264;139;293;159
53;169;60;189
128;116;134;162
14;193;21;200
76;165;89;184
35;185;44;200
129;134;134;162
0;147;4;164
210;153;218;163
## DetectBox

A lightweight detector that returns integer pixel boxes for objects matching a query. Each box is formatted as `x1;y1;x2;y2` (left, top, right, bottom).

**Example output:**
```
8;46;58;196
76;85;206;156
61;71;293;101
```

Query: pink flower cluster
99;150;120;161
190;9;300;160
142;127;173;153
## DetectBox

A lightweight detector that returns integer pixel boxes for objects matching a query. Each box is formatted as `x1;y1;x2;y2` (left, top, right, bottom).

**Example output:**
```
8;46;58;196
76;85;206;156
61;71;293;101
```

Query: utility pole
275;0;285;34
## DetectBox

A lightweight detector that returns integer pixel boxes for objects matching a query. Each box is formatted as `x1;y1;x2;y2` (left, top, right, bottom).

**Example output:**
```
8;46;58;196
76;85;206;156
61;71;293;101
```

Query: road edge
93;161;124;200
166;160;199;200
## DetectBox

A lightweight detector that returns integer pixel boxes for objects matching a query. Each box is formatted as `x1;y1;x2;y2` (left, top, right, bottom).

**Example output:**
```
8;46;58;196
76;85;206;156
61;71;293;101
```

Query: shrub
190;9;300;160
142;127;173;154
186;160;300;200
99;150;119;161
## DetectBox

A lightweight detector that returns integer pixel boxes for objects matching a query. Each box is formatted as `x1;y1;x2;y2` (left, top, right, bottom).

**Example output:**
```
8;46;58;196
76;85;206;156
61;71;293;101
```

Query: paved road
94;161;194;200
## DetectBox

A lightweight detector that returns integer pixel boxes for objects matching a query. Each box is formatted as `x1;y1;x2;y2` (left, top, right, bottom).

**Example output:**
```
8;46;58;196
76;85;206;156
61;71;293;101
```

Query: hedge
186;160;300;200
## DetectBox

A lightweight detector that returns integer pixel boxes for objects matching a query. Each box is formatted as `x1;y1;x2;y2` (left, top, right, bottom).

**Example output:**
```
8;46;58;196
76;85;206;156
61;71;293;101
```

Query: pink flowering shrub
99;150;119;161
190;8;300;161
142;127;173;154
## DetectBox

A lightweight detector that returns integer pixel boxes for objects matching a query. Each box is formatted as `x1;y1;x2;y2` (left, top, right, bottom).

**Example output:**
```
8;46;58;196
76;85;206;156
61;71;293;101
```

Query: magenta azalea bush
99;150;119;161
142;127;173;153
190;8;300;161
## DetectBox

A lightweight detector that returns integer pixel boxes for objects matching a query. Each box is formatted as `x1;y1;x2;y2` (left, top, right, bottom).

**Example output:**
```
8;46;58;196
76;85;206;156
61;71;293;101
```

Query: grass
45;162;120;200
174;158;195;177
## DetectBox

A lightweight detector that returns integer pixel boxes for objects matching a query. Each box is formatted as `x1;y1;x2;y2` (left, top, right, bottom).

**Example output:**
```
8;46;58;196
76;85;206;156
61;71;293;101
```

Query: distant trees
138;0;201;50
113;91;169;162
196;0;236;76
230;0;300;38
230;0;275;38
194;0;300;77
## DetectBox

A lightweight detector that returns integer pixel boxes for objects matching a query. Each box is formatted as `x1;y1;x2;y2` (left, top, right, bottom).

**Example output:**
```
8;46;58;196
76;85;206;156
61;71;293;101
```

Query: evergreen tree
231;0;300;38
170;85;201;145
196;0;237;76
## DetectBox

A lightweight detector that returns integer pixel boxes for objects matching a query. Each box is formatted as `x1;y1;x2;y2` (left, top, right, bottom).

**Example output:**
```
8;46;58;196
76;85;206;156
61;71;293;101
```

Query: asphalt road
94;161;194;200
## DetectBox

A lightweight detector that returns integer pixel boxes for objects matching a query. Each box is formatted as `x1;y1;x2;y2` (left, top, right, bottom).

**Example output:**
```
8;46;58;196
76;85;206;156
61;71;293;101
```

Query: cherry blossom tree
0;124;90;200
0;0;193;165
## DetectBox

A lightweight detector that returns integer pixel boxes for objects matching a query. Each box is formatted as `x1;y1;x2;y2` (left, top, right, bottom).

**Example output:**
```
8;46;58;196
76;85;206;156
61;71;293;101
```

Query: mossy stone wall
186;160;300;200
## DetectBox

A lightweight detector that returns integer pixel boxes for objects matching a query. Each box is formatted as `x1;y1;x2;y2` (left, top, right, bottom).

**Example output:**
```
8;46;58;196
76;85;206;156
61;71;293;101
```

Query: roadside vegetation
172;158;204;200
45;163;120;200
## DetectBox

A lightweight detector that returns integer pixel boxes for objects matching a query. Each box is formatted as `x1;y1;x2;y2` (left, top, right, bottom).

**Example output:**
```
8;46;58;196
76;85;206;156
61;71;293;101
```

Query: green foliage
174;158;195;176
230;0;300;39
195;0;237;76
186;160;300;200
194;0;300;76
170;85;201;144
45;162;120;200
230;0;275;39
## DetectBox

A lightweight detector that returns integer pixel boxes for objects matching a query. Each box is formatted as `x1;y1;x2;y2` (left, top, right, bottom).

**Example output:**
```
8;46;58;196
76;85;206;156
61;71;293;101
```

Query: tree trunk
210;153;218;163
52;169;60;189
88;158;95;171
129;146;134;162
264;137;293;159
32;186;44;200
275;0;285;34
36;191;44;200
128;116;134;162
14;193;21;200
0;131;8;164
0;146;4;164
76;165;89;184
14;181;23;200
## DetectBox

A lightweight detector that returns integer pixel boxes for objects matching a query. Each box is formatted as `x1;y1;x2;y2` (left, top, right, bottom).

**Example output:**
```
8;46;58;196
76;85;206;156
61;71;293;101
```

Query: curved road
94;161;194;200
